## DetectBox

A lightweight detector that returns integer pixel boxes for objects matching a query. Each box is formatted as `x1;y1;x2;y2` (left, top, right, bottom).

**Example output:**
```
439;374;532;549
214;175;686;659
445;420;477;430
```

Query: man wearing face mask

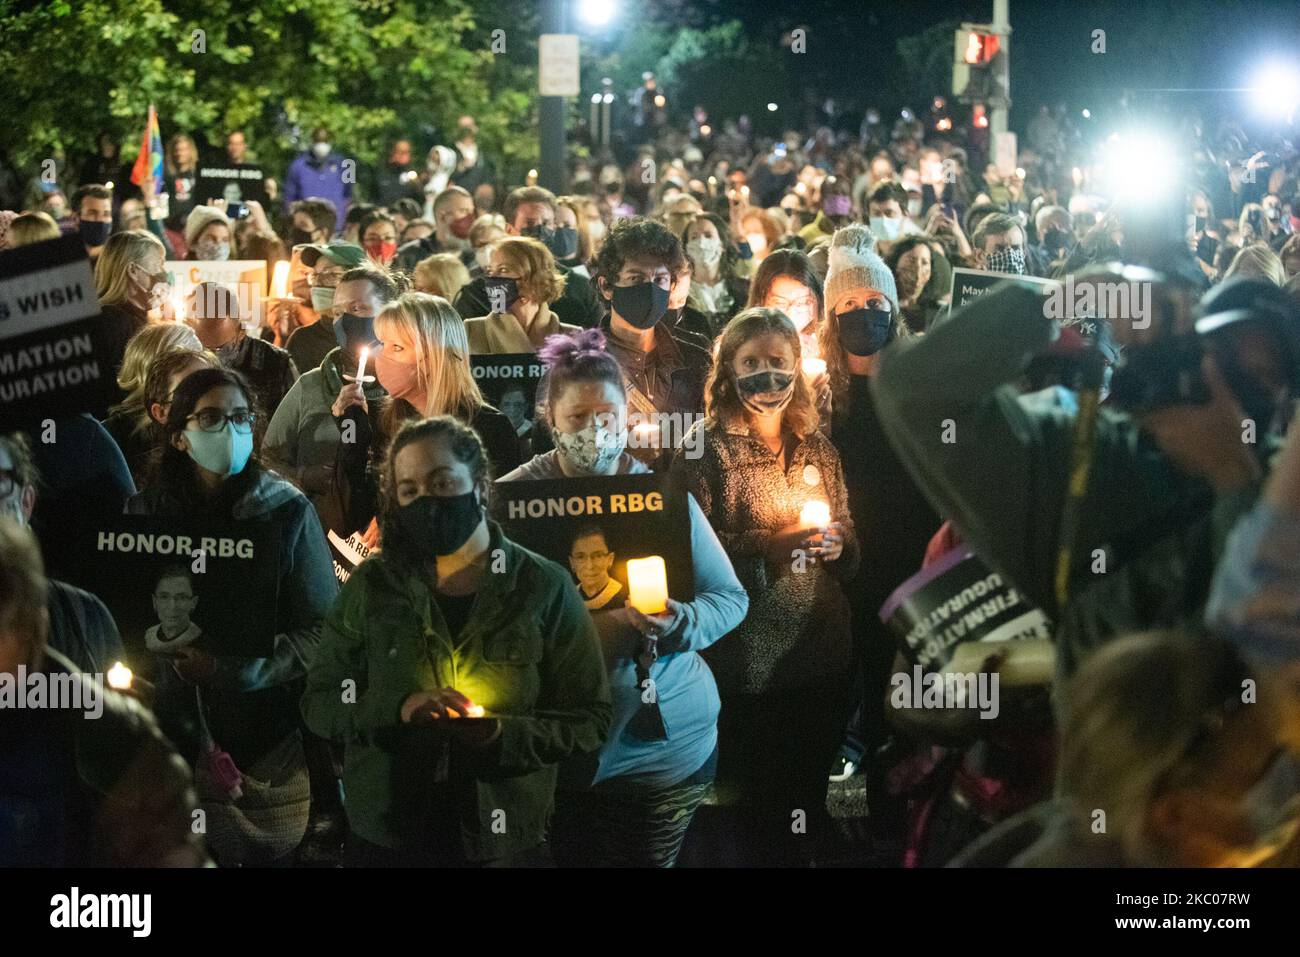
589;218;712;466
972;211;1029;276
189;282;299;418
798;175;855;246
283;127;352;233
1034;205;1074;275
866;182;922;246
70;184;114;261
393;186;477;274
453;186;604;329
284;241;367;377
266;266;395;536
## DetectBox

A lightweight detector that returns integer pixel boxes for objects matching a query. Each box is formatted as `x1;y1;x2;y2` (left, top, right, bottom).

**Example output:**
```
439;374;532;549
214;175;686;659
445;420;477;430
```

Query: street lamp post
539;0;568;192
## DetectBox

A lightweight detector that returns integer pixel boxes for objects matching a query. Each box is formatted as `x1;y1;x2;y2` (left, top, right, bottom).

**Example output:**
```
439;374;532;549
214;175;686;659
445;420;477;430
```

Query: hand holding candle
269;260;291;300
800;499;831;529
627;556;669;615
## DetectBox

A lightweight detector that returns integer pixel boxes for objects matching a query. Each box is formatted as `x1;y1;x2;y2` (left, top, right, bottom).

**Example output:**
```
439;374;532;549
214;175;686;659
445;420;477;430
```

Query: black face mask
1043;226;1070;257
611;281;670;330
79;219;112;247
549;226;579;260
735;369;795;415
484;276;521;312
289;227;315;246
837;307;893;356
333;313;376;353
396;491;483;557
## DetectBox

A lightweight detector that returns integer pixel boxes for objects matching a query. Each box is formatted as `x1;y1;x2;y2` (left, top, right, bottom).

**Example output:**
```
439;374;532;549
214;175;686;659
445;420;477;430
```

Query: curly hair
538;328;626;414
590;217;689;294
705;307;820;438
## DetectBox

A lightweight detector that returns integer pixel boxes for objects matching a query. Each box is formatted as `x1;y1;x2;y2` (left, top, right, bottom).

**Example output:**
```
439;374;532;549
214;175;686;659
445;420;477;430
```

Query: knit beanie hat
823;224;898;318
184;205;231;249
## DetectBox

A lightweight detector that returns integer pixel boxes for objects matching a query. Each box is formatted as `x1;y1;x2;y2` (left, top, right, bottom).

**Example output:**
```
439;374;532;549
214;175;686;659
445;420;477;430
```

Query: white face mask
311;141;331;160
687;236;723;267
870;216;904;240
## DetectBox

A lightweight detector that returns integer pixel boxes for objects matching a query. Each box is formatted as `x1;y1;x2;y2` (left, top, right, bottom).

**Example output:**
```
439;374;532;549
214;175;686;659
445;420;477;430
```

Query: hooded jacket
301;522;611;860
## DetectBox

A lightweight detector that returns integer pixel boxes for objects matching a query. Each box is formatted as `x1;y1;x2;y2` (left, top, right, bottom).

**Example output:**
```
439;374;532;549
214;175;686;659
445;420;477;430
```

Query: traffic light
962;29;1000;66
952;24;1007;104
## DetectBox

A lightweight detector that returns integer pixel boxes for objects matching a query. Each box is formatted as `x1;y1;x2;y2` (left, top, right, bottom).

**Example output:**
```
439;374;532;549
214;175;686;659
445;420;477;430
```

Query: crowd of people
3;97;1300;869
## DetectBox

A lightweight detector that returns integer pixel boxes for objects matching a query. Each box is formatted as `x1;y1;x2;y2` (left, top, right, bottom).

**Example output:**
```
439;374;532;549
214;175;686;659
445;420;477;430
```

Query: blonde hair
95;229;165;306
8;212;62;248
1224;243;1286;286
492;236;565;306
468;213;507;248
412;252;471;301
705;307;820;438
375;292;485;432
112;322;203;412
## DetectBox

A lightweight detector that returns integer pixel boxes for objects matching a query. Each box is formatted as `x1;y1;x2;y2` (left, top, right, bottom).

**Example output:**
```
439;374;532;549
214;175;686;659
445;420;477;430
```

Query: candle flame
800;500;831;529
802;357;826;378
270;260;291;299
107;661;133;690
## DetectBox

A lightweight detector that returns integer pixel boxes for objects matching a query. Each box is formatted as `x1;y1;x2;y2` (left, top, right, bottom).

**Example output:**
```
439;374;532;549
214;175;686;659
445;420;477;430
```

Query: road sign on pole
539;34;580;97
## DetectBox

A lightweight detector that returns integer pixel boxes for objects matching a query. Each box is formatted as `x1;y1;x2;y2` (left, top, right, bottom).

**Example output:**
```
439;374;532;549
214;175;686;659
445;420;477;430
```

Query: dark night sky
693;0;1300;130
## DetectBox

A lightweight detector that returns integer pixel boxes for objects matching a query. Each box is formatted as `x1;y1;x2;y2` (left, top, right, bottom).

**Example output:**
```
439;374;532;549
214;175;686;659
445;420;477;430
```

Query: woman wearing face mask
183;206;233;262
335;292;520;539
677;213;748;341
187;282;299;420
672;307;859;866
93;230;172;417
886;235;945;334
739;208;782;268
819;225;940;808
265;266;400;537
128;366;336;866
302;416;612;866
359;210;399;266
100;322;204;476
557;195;601;276
465;236;578;354
498;329;748;867
547;197;584;272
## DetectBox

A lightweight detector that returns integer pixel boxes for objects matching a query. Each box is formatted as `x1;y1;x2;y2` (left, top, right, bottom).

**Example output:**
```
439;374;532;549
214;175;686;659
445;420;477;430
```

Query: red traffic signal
963;30;1000;65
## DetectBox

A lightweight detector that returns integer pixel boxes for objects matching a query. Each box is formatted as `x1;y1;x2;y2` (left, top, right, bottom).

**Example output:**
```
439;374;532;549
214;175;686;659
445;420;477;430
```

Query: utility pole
990;0;1015;174
538;0;569;192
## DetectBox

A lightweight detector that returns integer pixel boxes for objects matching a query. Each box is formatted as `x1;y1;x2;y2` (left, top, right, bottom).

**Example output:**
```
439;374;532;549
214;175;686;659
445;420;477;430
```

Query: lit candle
107;661;133;690
802;357;826;378
627;556;669;615
800;499;831;529
464;703;486;718
170;285;187;321
269;260;291;299
355;346;370;383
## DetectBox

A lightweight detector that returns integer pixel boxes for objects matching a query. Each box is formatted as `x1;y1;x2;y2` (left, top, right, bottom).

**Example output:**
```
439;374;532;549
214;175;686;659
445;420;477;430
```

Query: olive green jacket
301;523;611;860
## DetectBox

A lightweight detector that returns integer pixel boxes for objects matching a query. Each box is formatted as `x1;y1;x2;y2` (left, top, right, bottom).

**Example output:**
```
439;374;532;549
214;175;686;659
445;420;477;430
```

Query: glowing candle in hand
269;260;291;299
464;703;486;718
107;661;133;690
355;346;370;383
802;357;826;378
627;556;669;615
800;499;831;529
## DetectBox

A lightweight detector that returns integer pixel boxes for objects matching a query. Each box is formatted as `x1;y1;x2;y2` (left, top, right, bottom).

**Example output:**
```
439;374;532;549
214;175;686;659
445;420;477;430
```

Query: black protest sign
326;527;375;586
494;472;694;610
949;266;1056;314
61;516;283;664
471;352;545;426
0;234;118;427
194;163;269;207
879;547;1051;672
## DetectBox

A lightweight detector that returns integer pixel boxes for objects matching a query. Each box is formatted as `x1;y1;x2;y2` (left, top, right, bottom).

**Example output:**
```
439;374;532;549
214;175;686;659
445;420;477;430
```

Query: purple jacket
283;151;352;229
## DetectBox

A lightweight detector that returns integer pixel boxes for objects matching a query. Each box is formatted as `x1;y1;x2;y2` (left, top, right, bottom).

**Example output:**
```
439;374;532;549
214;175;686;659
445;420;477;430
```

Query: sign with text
166;259;268;332
539;34;581;97
62;515;283;663
949;266;1057;314
879;547;1051;672
194;163;269;207
0;234;117;427
471;352;545;429
494;472;694;610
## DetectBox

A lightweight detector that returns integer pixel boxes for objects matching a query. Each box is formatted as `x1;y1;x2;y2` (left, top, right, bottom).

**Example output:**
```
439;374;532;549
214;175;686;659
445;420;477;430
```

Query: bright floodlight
578;0;616;27
767;102;778;112
1099;130;1180;207
1249;62;1300;118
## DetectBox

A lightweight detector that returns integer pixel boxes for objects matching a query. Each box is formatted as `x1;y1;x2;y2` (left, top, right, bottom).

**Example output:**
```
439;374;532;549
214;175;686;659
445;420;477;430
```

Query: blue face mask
184;423;253;477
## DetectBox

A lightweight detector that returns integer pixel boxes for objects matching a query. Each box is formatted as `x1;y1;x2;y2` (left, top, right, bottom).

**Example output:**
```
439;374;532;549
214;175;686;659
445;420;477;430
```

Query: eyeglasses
309;268;345;288
185;409;257;433
571;550;611;563
0;468;18;498
768;294;818;313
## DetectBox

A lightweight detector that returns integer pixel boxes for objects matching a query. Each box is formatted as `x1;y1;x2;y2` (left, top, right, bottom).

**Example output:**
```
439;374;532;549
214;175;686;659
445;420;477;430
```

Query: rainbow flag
129;104;164;197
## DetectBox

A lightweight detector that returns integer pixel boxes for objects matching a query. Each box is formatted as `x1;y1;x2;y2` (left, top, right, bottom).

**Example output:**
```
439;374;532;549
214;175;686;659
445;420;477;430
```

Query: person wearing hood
188;282;298;420
498;329;748;867
394;185;477;274
671;307;860;866
184;205;234;262
817;226;940;817
283;128;352;233
128;366;336;865
265;265;397;536
302;415;611;866
453;186;604;329
70;184;114;261
284;240;368;376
